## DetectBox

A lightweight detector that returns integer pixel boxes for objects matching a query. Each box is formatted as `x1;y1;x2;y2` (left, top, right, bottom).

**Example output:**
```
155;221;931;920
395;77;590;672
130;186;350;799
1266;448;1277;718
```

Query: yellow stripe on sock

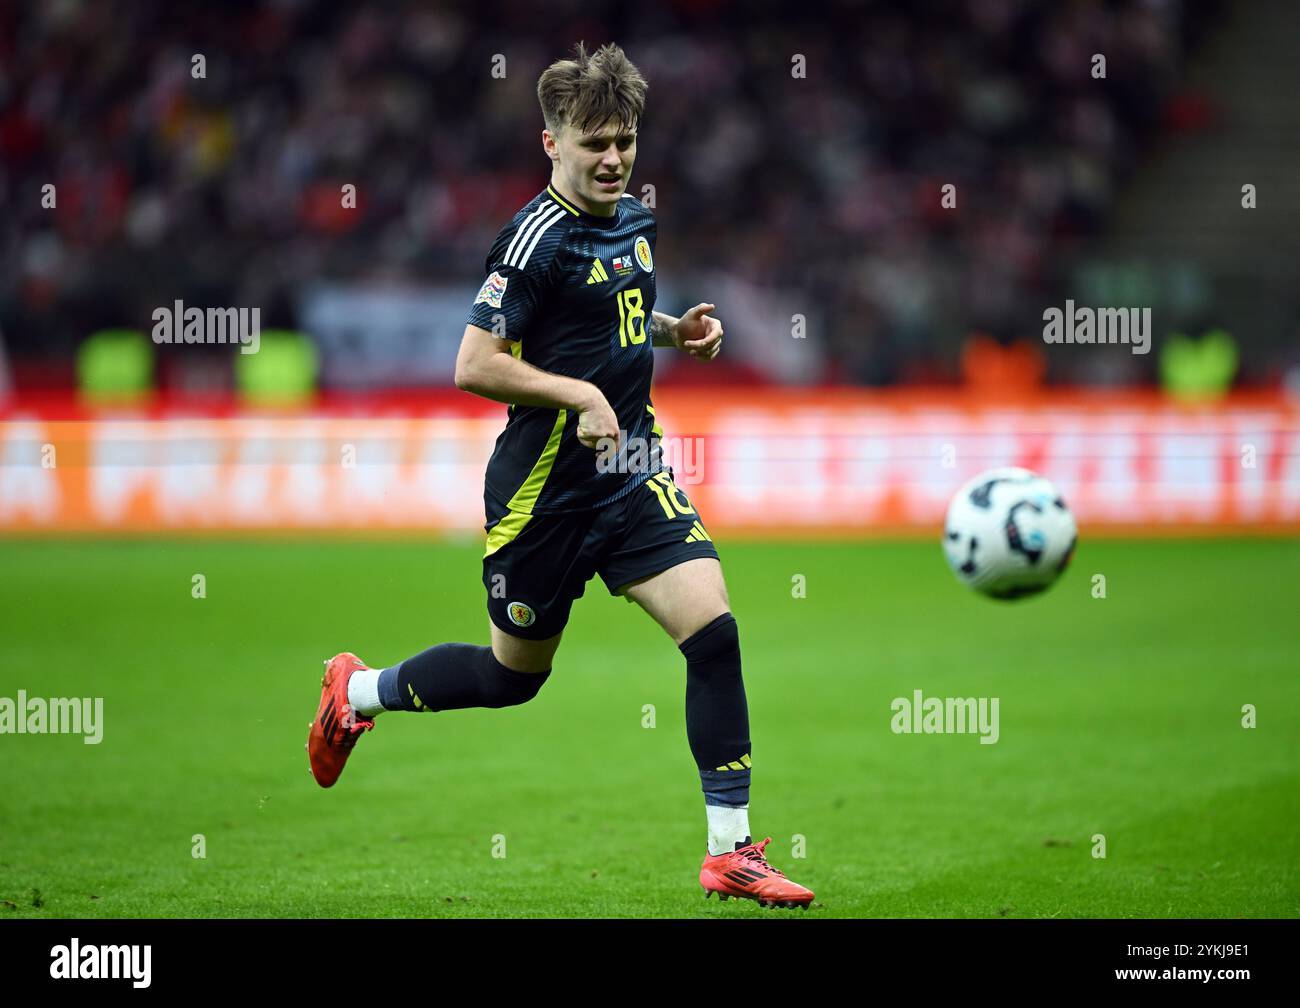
714;753;751;771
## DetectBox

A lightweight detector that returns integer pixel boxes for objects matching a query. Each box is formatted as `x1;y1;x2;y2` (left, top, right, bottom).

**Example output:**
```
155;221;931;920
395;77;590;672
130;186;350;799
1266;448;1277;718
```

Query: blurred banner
2;390;1297;535
297;284;467;389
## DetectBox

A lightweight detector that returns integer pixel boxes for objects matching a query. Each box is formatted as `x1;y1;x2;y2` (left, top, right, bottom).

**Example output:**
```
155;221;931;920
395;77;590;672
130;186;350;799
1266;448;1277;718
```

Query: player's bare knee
490;625;560;675
674;599;731;647
491;645;551;675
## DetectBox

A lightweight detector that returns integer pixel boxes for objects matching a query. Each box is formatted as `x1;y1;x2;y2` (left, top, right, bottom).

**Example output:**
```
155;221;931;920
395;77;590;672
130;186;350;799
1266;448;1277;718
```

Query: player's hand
576;387;620;450
676;303;723;361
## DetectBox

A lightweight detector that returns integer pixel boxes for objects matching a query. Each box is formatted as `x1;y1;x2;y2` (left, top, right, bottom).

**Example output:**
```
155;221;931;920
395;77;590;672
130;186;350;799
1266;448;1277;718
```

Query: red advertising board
2;390;1297;535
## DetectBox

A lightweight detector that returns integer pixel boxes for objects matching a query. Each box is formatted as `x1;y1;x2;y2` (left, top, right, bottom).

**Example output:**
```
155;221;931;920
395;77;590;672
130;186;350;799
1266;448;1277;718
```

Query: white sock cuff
346;668;383;717
706;804;751;856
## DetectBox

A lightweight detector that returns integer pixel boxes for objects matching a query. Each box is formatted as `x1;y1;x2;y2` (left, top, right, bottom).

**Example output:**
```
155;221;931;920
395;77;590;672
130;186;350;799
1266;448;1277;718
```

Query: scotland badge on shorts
507;601;536;628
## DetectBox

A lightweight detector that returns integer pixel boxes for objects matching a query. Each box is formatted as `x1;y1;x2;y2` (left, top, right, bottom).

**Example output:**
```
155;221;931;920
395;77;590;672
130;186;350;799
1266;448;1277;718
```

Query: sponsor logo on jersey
611;254;635;277
586;259;610;285
507;601;536;628
474;271;509;309
634;236;653;273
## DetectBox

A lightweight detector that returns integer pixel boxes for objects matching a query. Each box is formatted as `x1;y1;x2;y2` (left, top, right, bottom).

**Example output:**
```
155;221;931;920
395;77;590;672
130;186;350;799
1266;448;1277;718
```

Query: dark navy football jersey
466;184;665;516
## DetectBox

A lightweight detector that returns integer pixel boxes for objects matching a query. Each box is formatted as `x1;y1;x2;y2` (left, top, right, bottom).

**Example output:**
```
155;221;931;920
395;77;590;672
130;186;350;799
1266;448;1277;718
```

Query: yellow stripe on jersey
484;507;532;558
507;340;523;412
484;408;568;557
511;408;567;514
646;403;664;438
546;185;580;216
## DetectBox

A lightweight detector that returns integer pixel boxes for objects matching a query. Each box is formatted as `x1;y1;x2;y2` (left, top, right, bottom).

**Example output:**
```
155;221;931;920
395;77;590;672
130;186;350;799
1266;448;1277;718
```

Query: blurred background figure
3;0;1296;395
1;0;1296;538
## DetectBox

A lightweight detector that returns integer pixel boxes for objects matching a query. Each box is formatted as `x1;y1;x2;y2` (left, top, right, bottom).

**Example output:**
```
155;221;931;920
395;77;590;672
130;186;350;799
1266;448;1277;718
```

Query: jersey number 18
616;287;646;347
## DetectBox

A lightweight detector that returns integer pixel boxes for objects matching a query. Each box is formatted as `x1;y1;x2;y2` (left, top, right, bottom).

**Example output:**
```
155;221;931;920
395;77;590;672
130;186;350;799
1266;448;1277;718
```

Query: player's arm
649;311;677;348
651;305;723;359
454;324;619;449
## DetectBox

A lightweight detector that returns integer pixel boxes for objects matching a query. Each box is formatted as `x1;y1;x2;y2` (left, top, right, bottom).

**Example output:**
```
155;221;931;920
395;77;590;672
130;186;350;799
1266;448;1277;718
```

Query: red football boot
307;652;375;788
700;836;815;909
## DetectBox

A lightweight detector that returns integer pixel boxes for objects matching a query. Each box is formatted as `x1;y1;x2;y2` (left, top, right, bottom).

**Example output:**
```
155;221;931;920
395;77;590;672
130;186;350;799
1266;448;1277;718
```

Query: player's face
546;118;636;216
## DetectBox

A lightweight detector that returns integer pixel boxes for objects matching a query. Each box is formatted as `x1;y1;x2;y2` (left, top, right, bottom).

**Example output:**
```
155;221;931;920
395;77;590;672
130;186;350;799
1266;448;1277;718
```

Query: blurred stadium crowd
0;0;1244;392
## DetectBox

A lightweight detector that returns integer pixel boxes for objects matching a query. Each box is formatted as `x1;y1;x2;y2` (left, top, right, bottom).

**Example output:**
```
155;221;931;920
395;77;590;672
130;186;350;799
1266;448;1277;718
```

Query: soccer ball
942;467;1077;600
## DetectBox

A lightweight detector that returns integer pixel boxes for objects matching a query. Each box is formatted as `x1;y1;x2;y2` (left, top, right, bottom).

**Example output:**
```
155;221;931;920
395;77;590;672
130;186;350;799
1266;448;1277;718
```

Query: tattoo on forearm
649;313;675;347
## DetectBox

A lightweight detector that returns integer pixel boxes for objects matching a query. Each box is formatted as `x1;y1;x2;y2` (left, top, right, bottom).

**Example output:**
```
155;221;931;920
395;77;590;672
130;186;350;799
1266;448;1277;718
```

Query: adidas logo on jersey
586;259;609;285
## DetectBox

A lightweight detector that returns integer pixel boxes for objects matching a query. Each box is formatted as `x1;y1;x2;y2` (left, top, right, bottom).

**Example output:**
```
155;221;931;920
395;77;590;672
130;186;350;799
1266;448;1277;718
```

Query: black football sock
376;643;549;712
680;613;752;808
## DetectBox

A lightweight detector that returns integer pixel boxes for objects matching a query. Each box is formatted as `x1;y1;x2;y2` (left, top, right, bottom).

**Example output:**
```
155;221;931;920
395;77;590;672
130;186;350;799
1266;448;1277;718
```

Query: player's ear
542;128;559;161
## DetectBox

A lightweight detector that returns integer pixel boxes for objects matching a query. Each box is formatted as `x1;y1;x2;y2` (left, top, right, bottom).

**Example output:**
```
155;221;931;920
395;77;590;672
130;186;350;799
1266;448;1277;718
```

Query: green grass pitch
1;537;1297;918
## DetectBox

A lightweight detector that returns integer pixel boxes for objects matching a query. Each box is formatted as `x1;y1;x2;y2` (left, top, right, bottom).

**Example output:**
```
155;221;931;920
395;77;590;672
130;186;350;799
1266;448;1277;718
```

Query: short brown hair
537;42;647;136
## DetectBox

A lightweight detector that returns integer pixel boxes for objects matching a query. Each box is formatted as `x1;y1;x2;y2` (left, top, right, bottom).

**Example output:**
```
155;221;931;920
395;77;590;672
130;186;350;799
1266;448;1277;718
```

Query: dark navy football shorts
481;469;720;640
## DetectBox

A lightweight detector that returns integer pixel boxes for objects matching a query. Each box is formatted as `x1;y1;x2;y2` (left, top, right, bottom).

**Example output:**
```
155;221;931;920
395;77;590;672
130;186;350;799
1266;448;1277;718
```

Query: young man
307;42;813;910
